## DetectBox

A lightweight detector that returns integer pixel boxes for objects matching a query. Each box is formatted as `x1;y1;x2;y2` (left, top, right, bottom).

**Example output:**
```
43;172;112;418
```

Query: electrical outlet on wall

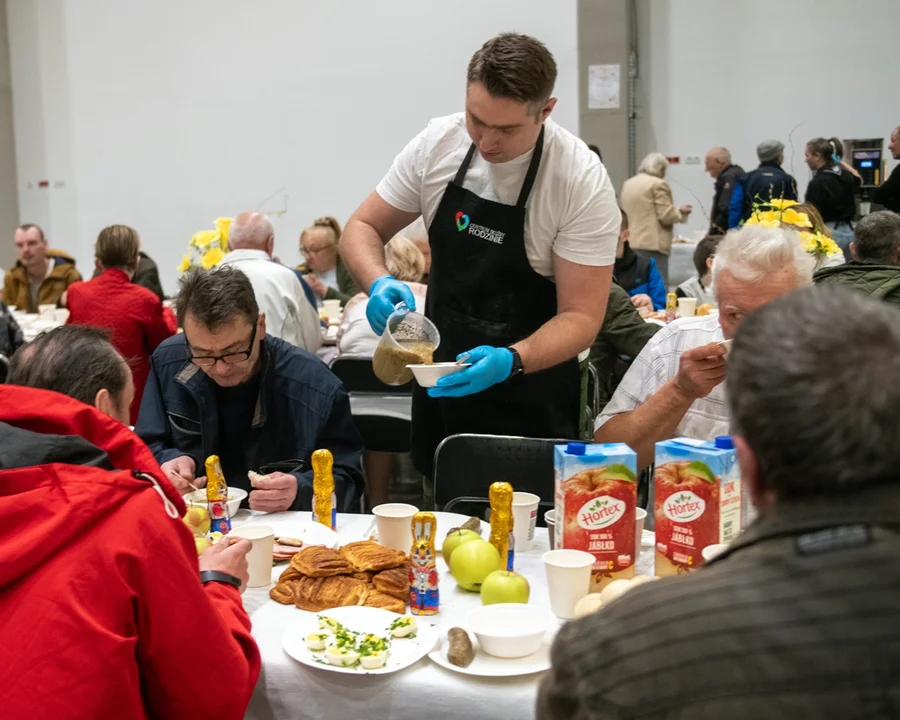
684;155;702;165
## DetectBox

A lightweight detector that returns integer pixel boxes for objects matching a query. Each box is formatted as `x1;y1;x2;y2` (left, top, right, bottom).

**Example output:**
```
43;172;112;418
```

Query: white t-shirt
594;314;729;442
376;113;619;277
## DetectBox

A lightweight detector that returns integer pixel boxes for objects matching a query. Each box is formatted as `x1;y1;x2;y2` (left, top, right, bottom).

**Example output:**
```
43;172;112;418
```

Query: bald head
705;146;732;178
230;211;276;255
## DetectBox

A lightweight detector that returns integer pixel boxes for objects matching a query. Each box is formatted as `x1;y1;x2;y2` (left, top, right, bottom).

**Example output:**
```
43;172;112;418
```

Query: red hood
0;385;185;589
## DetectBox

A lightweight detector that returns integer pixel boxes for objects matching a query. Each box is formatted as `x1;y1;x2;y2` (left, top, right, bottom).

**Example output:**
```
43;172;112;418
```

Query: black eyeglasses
186;323;257;368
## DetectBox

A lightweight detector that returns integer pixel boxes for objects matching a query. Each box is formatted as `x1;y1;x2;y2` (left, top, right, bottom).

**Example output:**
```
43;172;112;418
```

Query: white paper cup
322;299;342;318
544;509;556;550
372;503;418;552
229;524;275;588
635;508;647;553
543;549;595;619
677;297;697;318
702;543;729;563
512;491;540;552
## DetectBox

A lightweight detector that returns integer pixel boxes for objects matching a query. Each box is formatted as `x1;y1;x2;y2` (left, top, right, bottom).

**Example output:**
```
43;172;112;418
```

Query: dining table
237;510;655;720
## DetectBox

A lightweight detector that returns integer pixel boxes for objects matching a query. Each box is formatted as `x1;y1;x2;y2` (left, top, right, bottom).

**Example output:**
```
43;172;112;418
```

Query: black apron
410;127;581;478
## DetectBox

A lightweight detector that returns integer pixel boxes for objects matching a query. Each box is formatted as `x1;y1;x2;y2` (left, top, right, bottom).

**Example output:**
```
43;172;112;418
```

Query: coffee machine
842;138;886;215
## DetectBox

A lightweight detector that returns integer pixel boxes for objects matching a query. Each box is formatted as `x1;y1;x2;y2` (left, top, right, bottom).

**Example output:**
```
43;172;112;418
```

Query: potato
573;593;604;618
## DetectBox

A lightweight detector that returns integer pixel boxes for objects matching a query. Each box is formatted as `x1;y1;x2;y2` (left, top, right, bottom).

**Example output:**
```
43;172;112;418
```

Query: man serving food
340;33;620;476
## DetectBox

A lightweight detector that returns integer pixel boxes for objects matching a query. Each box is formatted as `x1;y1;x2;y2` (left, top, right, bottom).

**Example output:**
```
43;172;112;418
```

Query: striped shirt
594;314;728;441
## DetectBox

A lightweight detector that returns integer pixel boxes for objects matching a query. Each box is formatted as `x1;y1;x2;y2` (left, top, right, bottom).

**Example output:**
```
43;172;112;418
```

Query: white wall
7;0;578;294
635;0;900;239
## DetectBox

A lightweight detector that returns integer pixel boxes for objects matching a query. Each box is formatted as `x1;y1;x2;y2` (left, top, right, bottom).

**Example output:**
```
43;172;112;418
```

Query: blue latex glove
366;275;417;335
427;346;513;398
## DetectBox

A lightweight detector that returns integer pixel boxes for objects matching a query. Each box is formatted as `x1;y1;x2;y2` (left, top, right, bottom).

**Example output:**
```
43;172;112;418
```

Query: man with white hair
705;146;744;235
594;225;815;469
219;211;321;352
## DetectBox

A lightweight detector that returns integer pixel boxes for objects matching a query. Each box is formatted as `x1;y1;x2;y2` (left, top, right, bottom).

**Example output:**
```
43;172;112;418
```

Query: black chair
433;434;577;525
0;354;8;384
329;355;412;453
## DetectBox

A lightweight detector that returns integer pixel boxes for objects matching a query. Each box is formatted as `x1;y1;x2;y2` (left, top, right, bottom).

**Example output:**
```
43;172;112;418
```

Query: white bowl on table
184;487;248;517
466;603;555;659
407;362;471;388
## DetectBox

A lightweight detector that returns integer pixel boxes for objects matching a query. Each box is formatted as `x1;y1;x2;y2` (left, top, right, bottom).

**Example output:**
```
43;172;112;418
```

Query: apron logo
455;211;470;232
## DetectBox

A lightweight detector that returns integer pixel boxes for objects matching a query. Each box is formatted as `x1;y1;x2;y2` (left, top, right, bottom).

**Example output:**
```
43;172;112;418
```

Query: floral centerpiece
178;217;232;273
744;199;842;269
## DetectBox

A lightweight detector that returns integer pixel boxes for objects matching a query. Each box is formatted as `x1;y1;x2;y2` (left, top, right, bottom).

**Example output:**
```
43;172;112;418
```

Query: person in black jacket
135;266;364;512
705;147;743;235
804;137;860;254
733;140;798;224
872;126;900;214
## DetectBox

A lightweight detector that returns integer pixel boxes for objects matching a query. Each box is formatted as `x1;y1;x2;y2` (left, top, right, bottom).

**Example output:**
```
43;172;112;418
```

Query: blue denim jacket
135;333;364;511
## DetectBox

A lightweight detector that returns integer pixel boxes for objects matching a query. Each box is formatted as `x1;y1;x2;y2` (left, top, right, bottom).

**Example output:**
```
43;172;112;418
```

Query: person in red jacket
66;224;176;424
0;361;260;717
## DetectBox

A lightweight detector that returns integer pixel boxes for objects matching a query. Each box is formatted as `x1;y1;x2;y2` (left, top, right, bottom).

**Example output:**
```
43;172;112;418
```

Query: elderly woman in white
594;225;816;470
619;152;693;285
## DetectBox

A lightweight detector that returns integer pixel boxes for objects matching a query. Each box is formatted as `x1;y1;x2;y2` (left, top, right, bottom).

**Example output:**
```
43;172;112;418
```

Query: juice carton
654;436;741;576
554;442;638;592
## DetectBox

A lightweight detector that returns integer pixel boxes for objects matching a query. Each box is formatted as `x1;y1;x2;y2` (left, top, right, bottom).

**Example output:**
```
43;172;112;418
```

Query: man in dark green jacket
590;283;661;409
814;210;900;309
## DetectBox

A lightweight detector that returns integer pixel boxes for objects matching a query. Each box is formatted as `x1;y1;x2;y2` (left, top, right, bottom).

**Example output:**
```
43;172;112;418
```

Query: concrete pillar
0;0;18;269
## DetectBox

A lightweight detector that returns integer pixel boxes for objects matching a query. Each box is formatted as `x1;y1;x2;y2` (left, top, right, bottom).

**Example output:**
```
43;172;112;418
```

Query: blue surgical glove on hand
366;275;417;335
427;346;514;398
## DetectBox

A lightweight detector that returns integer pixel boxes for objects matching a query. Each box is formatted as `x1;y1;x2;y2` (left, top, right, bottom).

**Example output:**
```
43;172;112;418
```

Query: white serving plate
234;518;338;550
428;628;552;678
282;606;438;676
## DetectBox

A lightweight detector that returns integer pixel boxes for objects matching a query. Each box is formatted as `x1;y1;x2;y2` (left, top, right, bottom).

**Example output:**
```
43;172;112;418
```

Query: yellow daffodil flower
214;217;232;250
177;254;192;273
191;230;218;249
746;215;782;229
201;247;225;269
769;198;798;210
781;209;813;228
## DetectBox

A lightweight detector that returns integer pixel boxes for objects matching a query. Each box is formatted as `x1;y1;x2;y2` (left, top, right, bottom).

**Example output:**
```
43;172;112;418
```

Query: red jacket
0;386;260;720
66;268;177;424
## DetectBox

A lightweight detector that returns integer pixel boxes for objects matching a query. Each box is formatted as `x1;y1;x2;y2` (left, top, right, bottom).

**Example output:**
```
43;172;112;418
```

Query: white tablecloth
237;511;654;720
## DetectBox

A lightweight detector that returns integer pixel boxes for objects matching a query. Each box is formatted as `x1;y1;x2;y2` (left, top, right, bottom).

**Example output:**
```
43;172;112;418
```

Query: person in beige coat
619;152;692;284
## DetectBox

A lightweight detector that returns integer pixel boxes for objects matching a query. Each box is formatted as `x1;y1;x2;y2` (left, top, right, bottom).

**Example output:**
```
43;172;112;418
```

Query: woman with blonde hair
65;224;176;424
297;216;359;305
619;152;692;285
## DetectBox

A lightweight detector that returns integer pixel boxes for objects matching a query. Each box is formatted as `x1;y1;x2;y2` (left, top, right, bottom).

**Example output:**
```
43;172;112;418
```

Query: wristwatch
199;570;242;588
507;347;525;380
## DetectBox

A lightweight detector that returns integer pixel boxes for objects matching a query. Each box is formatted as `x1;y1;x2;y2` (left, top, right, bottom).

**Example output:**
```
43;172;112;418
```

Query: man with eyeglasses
135;266;364;513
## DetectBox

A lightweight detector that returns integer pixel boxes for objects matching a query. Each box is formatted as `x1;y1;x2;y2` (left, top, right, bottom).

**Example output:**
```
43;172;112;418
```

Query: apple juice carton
554;442;638;592
654;436;740;576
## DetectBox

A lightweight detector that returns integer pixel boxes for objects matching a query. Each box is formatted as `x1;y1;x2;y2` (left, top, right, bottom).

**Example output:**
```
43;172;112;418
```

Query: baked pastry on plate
291;546;356;577
340;541;406;572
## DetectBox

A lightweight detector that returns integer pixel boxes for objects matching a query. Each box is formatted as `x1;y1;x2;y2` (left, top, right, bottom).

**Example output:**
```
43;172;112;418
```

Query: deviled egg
390;616;417;638
304;632;329;651
360;651;388;670
319;616;343;634
325;646;359;667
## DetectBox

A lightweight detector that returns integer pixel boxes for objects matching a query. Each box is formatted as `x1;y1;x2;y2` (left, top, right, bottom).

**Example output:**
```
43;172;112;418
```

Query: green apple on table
442;529;481;563
449;539;501;592
183;505;211;537
480;570;530;605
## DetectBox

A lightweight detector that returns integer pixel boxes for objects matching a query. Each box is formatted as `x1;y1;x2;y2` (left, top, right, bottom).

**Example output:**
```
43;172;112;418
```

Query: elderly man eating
594;224;815;468
135;266;364;512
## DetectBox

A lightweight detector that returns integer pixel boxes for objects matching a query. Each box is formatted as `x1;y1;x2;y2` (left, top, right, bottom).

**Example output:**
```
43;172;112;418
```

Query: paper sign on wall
588;64;620;110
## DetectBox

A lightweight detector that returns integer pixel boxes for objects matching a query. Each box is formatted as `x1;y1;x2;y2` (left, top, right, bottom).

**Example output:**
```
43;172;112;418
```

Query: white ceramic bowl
185;487;248;517
466;603;554;659
407;363;471;388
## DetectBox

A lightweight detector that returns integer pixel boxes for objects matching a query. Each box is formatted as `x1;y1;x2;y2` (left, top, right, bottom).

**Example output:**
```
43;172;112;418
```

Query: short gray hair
728;286;900;498
637;152;668;179
229;211;275;251
708;146;732;165
177;265;259;330
852;210;900;264
712;225;816;288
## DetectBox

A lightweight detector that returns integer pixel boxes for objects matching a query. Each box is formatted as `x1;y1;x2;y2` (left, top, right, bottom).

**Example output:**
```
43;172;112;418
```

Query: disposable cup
677;297;697;318
372;503;419;552
702;543;729;563
544;509;556;550
635;508;647;554
229;525;275;588
322;299;342;319
512;492;540;552
543;549;594;619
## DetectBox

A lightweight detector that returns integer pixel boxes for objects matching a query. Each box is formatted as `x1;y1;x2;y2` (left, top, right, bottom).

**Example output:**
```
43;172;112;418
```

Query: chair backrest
433;434;575;522
330;355;412;395
0;354;7;383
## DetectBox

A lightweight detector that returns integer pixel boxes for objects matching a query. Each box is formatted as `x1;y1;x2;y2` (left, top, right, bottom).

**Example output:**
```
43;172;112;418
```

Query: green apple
442;529;481;563
449;539;501;592
183;505;211;537
194;536;212;556
480;570;530;605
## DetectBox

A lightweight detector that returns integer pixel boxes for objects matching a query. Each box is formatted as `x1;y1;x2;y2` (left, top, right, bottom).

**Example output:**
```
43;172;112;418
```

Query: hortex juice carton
554;442;638;592
654;436;740;576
